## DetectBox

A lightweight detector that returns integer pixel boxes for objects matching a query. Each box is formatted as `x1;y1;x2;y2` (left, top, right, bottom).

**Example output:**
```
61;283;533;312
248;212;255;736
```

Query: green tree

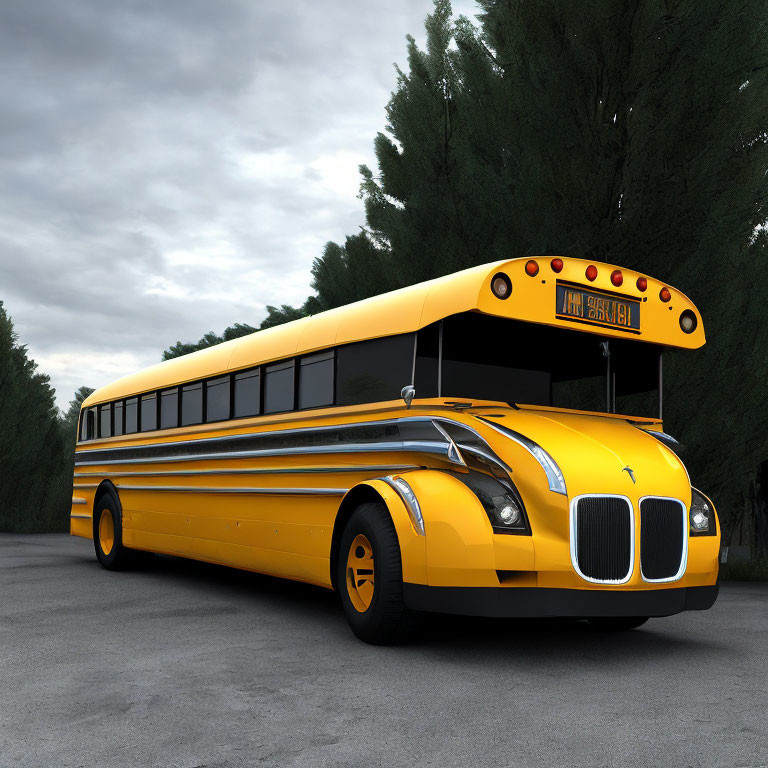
284;0;768;532
162;322;258;361
61;386;95;444
0;302;71;532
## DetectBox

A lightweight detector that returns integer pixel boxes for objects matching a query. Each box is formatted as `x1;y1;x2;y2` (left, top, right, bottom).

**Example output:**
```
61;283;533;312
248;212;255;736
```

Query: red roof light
660;287;671;302
611;270;623;287
636;277;647;292
585;265;598;281
550;258;563;273
525;260;539;277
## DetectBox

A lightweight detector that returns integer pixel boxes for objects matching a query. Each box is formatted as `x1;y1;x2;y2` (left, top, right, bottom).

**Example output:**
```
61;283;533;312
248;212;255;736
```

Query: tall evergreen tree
163;322;258;360
0;302;71;532
279;1;768;530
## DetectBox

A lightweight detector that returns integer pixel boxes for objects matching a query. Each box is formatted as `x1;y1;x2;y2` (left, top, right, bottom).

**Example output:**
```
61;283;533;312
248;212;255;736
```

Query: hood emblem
623;466;636;484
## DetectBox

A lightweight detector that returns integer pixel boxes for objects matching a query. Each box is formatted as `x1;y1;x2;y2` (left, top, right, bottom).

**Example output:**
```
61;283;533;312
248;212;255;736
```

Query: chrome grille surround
570;494;635;584
639;495;688;583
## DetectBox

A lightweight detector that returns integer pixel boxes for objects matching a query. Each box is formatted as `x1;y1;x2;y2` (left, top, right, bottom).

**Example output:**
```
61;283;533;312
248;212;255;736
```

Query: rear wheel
93;491;133;570
587;616;649;631
336;502;413;645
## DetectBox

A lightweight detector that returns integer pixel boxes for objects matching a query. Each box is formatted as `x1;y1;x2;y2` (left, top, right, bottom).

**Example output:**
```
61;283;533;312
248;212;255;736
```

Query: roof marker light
525;260;539;277
491;272;512;299
680;309;697;333
551;258;563;273
585;265;598;281
636;277;648;292
611;270;623;287
660;287;671;302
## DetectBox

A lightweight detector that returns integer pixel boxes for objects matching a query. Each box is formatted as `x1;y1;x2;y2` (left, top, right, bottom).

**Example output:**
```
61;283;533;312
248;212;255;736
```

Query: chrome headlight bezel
689;487;716;537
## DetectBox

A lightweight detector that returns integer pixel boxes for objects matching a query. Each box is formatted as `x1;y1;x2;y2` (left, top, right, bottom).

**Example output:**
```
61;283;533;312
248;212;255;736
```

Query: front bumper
402;583;719;618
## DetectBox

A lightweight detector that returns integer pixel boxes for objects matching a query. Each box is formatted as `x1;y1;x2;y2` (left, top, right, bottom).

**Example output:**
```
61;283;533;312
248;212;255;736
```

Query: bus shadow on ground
103;551;724;658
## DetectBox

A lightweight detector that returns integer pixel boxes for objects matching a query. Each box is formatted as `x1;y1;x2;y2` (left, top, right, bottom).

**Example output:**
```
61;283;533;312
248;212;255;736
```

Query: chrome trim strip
74;440;454;467
73;483;99;489
569;494;635;585
73;464;420;478
430;420;466;466
639;495;688;583
110;485;347;496
70;513;91;519
380;475;425;536
71;497;87;505
75;416;437;455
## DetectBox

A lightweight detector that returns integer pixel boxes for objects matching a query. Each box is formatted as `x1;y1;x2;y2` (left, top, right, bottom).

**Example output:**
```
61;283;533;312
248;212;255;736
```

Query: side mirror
400;385;415;409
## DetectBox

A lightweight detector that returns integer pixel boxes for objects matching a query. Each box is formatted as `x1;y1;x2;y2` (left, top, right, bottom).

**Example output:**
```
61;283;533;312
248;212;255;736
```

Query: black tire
93;491;133;571
336;502;413;645
587;616;649;631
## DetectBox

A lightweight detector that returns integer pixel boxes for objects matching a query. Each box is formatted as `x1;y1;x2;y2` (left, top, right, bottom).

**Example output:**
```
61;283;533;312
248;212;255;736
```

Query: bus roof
83;257;704;406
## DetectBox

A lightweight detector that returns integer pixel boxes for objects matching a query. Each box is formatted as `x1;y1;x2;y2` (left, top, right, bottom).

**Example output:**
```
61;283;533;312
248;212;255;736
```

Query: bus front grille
573;496;633;583
640;498;686;581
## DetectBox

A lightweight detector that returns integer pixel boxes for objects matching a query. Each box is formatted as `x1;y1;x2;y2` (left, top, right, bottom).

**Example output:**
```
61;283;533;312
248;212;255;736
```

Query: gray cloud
0;0;479;409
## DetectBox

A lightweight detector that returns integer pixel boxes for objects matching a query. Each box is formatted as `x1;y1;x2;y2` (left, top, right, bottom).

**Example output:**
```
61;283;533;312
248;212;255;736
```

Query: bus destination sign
555;282;640;332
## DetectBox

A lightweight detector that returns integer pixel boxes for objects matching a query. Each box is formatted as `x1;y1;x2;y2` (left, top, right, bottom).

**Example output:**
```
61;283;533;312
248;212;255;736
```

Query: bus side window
85;407;97;440
206;376;230;422
160;388;179;429
181;382;203;426
99;404;112;438
113;401;124;436
234;369;260;418
125;397;138;434
335;334;415;406
299;351;334;409
79;411;88;441
264;360;295;413
141;393;157;432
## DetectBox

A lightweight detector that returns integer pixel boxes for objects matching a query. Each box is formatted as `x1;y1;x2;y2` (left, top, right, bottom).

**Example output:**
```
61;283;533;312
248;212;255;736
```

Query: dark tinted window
299;351;334;409
234;369;260;418
181;383;203;426
140;393;157;432
99;404;111;438
336;334;415;406
414;324;439;398
264;360;294;413
441;313;661;417
125;398;138;433
87;408;96;439
79;411;88;441
206;376;230;422
160;388;179;429
113;401;124;436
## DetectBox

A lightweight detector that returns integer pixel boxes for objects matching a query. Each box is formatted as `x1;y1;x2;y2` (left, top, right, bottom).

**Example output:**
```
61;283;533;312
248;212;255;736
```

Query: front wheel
336;502;413;645
587;616;649;631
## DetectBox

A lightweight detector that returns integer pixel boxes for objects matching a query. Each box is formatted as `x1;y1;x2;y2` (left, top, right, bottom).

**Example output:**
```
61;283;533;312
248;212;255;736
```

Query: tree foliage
279;0;768;524
0;303;73;532
162;322;258;361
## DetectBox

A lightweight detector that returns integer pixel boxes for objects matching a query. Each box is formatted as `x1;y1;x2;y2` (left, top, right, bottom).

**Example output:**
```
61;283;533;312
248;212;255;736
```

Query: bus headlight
496;500;522;527
690;488;716;536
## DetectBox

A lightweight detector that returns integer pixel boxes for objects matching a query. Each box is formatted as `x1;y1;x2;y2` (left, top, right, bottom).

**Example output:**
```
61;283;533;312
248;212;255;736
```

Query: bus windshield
432;313;663;418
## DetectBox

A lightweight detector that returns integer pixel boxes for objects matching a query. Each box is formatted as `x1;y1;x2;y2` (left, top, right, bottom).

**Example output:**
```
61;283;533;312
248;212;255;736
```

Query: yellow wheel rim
346;533;375;613
99;508;114;556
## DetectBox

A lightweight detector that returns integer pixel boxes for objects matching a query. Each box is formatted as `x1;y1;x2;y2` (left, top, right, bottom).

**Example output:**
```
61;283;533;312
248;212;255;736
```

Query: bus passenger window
206;376;230;422
234;369;260;418
125;397;138;434
181;383;203;426
99;404;111;438
113;401;124;436
335;335;415;406
160;388;179;429
299;351;334;409
141;393;157;432
79;412;88;442
264;360;295;413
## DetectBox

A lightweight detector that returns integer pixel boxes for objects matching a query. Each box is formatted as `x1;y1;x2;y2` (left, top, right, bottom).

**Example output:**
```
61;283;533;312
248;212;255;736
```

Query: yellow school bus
71;257;720;643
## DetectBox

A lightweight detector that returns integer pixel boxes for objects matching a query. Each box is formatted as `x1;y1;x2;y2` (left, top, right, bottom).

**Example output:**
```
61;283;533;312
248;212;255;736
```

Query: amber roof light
525;260;539;277
660;287;671;302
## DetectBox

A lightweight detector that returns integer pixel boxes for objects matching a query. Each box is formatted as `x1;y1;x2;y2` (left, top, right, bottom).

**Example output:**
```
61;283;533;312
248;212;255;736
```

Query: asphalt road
1;534;766;768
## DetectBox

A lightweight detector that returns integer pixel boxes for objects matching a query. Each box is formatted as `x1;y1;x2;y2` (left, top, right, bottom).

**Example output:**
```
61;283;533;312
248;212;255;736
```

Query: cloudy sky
0;0;478;410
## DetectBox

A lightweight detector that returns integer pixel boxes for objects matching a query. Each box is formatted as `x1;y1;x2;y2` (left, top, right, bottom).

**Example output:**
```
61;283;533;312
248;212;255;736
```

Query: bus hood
474;408;691;501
